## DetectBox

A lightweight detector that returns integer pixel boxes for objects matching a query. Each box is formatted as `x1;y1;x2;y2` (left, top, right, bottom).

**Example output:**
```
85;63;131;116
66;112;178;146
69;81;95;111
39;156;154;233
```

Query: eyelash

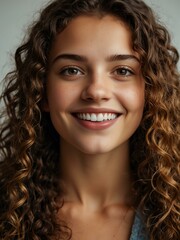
59;66;135;79
59;66;84;76
113;67;134;77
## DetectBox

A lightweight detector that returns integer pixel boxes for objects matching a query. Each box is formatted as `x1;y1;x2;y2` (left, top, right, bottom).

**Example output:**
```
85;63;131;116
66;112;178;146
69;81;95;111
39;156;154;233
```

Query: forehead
49;15;137;61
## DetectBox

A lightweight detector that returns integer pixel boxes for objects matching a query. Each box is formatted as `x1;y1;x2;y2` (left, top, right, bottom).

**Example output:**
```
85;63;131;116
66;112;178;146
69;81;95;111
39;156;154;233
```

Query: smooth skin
45;15;145;240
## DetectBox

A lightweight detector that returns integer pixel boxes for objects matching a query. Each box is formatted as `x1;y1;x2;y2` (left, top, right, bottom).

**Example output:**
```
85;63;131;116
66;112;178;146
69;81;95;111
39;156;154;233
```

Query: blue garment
130;213;149;240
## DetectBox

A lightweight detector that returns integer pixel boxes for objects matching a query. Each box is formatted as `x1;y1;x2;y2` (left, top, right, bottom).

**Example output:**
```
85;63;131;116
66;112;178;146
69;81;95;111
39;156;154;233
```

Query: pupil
116;69;127;75
121;69;126;75
69;68;77;74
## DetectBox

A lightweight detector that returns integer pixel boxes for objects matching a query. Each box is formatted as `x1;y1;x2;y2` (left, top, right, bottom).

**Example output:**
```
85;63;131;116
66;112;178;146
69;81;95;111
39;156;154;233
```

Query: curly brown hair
0;0;179;239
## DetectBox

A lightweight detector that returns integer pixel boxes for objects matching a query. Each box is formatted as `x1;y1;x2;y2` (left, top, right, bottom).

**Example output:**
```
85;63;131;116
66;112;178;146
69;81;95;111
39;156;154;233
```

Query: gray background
0;0;180;87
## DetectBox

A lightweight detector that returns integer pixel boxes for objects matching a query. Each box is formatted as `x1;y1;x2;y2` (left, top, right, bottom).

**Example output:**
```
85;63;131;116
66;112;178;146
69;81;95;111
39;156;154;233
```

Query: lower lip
73;116;119;130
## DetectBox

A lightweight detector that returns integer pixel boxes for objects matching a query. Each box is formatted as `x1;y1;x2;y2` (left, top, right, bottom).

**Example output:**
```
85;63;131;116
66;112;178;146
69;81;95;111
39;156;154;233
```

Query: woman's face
45;15;145;154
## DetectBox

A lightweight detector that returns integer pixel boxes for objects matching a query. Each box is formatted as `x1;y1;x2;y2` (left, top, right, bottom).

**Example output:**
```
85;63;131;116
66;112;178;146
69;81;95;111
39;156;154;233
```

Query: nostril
81;82;111;102
81;89;111;102
86;96;94;101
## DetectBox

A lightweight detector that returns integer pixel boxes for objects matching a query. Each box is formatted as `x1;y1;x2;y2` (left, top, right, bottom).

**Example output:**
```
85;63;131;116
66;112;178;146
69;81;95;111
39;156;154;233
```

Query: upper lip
72;108;123;114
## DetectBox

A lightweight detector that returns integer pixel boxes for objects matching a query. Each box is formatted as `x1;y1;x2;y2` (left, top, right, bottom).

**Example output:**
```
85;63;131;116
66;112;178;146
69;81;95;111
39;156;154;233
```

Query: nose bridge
81;70;111;102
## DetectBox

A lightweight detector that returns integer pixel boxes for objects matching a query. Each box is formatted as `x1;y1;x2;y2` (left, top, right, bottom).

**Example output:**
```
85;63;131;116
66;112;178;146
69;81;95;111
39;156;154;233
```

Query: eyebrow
52;53;140;64
106;54;140;63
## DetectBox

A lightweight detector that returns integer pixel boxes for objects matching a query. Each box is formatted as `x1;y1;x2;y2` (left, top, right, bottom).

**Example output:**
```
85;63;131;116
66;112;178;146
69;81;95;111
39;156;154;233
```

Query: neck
59;140;133;212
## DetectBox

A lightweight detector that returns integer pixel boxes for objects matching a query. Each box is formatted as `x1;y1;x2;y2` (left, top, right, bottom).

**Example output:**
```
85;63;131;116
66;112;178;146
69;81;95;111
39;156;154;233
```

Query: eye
114;67;134;77
60;67;83;76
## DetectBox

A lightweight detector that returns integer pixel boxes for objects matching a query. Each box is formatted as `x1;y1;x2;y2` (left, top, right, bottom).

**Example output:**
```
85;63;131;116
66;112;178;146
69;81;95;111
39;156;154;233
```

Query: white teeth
91;113;97;121
86;113;91;120
97;113;103;122
104;113;108;120
83;113;86;120
76;113;118;122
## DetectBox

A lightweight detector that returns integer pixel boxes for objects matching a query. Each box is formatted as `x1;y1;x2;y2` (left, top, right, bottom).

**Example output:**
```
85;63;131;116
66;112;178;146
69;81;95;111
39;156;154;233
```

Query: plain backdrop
0;0;180;89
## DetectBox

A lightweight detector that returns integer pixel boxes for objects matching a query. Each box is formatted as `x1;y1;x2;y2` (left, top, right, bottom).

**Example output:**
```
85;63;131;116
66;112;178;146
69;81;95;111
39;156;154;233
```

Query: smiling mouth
73;113;121;122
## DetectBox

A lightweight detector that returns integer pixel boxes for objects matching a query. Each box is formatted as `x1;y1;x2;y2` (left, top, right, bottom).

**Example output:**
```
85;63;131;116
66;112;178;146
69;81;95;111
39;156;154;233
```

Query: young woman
0;0;179;239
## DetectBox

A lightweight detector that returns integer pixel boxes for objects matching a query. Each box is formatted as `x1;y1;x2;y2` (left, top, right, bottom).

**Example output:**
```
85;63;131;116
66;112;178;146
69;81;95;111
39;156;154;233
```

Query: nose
81;74;111;103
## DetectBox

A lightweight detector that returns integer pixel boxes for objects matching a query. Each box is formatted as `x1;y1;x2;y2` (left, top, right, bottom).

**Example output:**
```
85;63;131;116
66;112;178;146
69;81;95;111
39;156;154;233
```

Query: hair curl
0;0;179;239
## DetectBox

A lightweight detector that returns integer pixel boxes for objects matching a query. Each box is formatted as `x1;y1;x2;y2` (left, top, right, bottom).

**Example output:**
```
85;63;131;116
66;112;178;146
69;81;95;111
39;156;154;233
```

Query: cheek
116;82;145;112
46;83;79;111
128;89;144;110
